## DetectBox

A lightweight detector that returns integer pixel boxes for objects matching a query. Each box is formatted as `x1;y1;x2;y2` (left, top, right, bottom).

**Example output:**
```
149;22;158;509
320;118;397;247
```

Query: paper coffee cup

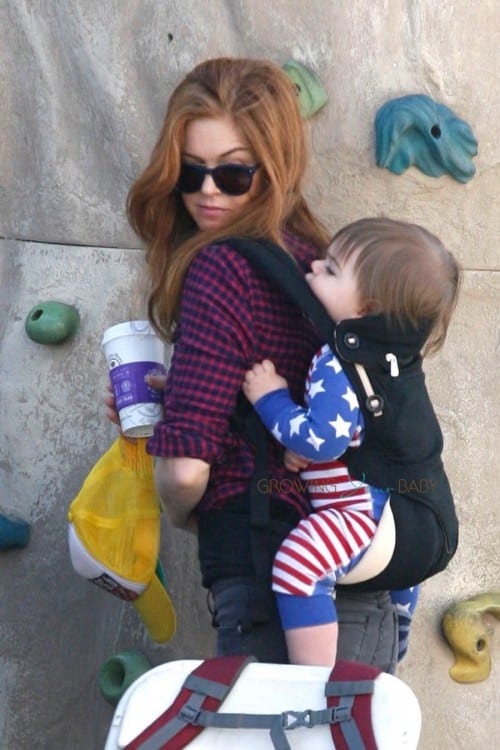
102;320;166;437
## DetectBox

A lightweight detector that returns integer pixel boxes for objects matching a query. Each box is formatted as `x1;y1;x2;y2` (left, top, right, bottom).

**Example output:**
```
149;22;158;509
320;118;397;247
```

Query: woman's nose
200;173;220;194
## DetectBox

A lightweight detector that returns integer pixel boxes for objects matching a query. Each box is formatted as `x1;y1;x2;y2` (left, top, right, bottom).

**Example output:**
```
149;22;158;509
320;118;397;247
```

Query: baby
243;217;460;666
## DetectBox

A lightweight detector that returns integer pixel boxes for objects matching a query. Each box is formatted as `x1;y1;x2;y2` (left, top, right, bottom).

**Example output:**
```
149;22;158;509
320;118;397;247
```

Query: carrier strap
225;236;335;623
326;660;380;750
164;661;376;750
246;405;275;623
124;656;254;750
185;702;354;750
224;236;337;350
128;657;381;750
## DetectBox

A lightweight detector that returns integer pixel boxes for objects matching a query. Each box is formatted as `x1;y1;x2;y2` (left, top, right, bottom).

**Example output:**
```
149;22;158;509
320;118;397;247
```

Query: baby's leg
286;622;339;666
275;580;339;666
273;508;377;666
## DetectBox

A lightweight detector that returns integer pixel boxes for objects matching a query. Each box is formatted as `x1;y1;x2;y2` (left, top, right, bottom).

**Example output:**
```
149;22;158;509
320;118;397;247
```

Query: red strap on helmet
125;655;252;750
326;660;380;750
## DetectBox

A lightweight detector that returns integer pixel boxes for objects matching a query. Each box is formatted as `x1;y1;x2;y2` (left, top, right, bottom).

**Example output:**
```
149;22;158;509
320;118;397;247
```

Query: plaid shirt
147;231;321;518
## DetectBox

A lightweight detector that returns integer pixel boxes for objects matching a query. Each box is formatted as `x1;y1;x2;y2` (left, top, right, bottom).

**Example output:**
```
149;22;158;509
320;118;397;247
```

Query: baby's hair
331;217;461;355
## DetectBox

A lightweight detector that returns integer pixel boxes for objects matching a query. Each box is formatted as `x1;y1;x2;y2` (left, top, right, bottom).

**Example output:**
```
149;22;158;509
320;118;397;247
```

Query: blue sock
275;592;337;629
390;586;420;661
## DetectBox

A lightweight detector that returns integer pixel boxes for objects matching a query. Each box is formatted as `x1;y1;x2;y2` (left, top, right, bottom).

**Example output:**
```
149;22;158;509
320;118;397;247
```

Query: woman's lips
198;204;228;216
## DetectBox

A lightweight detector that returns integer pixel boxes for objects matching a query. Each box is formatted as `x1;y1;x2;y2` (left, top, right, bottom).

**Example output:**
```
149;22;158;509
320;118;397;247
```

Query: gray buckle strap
137;674;238;749
281;705;352;728
181;701;354;750
183;673;235;701
138;693;206;750
327;694;367;750
184;710;292;750
337;701;367;750
185;704;352;730
325;678;375;697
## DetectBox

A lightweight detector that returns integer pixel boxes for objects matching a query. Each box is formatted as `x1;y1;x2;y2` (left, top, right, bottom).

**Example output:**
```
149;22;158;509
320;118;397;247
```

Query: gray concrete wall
0;1;498;748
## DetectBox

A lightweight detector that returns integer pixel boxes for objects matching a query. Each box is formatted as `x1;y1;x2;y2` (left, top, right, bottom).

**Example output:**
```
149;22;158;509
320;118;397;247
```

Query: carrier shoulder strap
226;236;384;423
224;237;338;622
124;655;253;750
224;236;337;351
127;657;380;750
224;237;375;622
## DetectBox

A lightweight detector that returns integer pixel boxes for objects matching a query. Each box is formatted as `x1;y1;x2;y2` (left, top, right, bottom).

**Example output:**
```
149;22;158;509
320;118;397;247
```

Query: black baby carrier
225;236;458;595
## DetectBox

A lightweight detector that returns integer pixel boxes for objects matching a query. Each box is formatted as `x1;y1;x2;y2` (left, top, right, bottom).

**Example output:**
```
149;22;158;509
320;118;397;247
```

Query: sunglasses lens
176;163;259;195
176;164;204;193
213;165;253;195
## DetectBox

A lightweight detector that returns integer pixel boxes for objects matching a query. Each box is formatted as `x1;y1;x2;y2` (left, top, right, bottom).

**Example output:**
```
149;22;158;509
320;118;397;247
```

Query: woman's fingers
145;373;167;390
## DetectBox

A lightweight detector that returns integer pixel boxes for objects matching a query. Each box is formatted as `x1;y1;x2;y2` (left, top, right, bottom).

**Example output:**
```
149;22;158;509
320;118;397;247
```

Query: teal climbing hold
283;60;328;118
25;301;80;345
99;650;151;705
0;512;30;550
375;94;478;183
155;558;166;588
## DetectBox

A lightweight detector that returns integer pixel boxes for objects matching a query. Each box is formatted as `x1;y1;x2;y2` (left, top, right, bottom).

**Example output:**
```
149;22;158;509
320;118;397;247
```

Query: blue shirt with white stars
254;343;364;461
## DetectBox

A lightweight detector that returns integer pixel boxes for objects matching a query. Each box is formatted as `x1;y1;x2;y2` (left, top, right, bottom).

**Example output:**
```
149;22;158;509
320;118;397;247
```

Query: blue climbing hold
375;94;478;183
0;513;30;550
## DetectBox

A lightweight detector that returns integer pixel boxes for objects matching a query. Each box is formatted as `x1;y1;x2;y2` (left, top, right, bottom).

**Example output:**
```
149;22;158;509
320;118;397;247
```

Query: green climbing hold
25;301;80;345
282;60;328;118
99;650;151;705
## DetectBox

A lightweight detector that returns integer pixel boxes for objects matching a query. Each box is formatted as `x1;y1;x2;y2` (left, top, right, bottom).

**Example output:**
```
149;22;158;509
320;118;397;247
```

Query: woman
110;57;399;668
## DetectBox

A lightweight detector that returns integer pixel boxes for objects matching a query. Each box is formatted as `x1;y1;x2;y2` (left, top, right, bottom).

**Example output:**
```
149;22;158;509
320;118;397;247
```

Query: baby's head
325;217;461;354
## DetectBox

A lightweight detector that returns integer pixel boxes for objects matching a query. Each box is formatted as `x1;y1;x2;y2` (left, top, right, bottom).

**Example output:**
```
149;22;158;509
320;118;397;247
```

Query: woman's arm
154;456;210;531
148;245;257;525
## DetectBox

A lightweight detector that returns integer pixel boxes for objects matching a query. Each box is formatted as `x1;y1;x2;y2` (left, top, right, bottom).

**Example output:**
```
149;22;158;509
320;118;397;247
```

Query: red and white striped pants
272;460;379;597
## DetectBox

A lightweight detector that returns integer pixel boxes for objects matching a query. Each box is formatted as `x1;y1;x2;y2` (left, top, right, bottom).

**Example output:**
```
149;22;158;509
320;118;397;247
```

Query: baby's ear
356;304;371;317
358;299;379;317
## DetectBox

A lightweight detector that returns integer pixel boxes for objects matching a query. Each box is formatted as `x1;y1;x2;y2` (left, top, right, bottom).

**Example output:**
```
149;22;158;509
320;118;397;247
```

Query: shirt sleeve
253;348;362;461
147;244;254;462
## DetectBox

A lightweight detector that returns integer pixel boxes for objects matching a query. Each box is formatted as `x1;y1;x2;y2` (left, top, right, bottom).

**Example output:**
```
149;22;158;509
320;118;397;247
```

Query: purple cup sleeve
109;361;166;410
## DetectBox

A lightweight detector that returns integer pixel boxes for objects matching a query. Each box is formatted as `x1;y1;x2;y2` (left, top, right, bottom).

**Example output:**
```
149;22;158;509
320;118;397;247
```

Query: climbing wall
0;2;498;748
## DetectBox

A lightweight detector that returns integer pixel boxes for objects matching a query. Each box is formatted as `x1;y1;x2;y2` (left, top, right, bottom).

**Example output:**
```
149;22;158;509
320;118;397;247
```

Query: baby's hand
243;360;288;404
284;449;310;472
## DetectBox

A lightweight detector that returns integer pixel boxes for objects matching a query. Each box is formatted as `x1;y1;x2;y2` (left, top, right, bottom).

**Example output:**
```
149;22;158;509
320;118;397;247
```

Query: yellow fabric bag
67;436;176;643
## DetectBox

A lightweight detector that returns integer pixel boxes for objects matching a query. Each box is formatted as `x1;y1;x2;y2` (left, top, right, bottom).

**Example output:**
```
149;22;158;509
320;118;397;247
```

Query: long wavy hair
127;57;329;339
331;218;461;355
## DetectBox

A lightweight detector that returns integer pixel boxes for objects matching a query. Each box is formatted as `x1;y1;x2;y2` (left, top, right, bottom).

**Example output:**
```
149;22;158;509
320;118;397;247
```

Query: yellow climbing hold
442;592;500;683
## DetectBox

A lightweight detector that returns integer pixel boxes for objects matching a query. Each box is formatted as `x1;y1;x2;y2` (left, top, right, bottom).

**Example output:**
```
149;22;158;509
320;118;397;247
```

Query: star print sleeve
252;348;362;461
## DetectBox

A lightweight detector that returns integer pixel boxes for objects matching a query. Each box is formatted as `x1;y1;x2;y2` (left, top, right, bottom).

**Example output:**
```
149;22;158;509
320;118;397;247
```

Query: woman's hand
105;383;121;426
105;373;168;426
242;359;288;404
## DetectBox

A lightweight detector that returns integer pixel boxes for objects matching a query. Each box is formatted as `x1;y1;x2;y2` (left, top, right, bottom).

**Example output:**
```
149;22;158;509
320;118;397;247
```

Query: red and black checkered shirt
147;231;321;518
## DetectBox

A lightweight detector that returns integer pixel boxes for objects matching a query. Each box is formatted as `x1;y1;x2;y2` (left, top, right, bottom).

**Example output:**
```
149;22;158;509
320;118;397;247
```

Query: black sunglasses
176;162;261;196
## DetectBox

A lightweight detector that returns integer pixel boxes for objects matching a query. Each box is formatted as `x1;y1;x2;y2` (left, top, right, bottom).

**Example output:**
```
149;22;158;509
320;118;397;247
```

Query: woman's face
180;115;263;231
